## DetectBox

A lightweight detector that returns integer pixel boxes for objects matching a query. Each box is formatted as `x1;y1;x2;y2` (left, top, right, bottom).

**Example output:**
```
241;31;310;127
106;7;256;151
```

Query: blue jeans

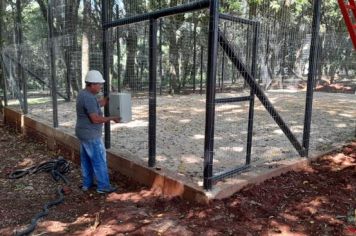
80;138;111;191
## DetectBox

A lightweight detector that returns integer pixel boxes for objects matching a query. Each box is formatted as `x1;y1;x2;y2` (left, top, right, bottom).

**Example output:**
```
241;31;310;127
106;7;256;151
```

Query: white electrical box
109;93;132;123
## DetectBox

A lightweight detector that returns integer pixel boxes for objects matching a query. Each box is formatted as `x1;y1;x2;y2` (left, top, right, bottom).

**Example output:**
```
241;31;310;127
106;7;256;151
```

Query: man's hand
112;116;121;123
89;114;121;124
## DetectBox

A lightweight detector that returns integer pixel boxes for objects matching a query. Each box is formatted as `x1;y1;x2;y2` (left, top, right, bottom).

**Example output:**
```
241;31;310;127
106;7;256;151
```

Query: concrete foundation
2;107;335;203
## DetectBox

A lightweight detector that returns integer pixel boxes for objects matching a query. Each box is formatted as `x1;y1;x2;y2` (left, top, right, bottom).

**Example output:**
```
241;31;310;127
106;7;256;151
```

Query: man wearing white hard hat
75;70;120;194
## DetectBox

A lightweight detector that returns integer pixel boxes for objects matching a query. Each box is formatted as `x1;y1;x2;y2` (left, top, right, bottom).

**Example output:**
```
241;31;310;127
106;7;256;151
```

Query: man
75;70;120;193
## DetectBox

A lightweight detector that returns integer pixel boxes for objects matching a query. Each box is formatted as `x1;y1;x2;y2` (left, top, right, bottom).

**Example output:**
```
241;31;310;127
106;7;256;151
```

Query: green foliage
220;0;243;14
270;0;281;12
0;0;355;97
22;2;47;42
322;0;344;31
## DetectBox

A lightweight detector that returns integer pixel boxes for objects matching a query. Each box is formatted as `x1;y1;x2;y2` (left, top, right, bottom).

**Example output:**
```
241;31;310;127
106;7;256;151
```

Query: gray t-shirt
75;89;103;141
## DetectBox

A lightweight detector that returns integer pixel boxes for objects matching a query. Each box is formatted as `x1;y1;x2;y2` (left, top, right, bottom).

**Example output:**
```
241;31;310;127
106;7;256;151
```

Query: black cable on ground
9;157;70;183
8;157;70;236
14;187;64;236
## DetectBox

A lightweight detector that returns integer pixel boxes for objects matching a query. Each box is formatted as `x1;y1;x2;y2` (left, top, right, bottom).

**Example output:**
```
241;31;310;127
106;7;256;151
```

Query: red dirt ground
315;83;355;94
0;120;355;235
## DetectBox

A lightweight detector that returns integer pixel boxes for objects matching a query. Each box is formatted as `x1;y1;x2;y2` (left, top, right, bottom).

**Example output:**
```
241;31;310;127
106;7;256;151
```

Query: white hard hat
85;70;105;83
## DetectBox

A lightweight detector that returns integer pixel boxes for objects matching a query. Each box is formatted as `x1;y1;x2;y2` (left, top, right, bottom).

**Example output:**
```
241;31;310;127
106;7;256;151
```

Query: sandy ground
12;90;356;185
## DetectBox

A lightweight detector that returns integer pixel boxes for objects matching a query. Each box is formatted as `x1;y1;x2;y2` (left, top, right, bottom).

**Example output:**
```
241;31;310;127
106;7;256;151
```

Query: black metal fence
102;0;318;189
1;0;355;190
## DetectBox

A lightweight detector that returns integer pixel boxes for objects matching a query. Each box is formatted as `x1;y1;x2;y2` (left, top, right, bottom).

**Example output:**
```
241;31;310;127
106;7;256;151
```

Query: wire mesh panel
212;0;355;181
216;20;251;92
309;31;356;154
2;39;53;114
108;22;150;162
212;17;256;177
211;2;313;180
108;10;210;182
154;12;208;181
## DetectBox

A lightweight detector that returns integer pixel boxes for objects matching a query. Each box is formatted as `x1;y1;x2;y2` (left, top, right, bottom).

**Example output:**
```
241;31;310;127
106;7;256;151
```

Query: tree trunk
165;0;182;94
168;34;180;94
159;18;163;94
192;15;197;92
0;0;3;109
35;0;48;23
15;0;23;86
81;34;89;88
166;19;181;94
122;0;140;92
15;0;26;112
116;32;121;92
81;0;91;89
66;0;81;96
329;66;337;84
124;28;138;91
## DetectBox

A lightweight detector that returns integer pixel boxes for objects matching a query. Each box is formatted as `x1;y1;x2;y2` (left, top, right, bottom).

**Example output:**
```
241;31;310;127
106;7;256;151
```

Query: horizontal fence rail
104;0;210;29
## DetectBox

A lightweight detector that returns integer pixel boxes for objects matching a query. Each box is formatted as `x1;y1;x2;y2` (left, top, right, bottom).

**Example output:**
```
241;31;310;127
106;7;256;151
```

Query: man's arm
89;113;120;124
98;97;109;107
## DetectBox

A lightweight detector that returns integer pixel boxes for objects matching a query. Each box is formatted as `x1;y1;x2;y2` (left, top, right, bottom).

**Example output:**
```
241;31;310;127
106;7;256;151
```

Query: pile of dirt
0;121;355;235
315;83;355;94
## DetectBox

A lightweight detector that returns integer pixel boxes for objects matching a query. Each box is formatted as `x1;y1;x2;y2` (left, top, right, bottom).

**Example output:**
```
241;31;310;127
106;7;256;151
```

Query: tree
122;0;144;91
0;0;4;109
81;0;91;88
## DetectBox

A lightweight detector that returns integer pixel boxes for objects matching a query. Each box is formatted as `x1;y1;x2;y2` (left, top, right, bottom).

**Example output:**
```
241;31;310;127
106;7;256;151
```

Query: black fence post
203;0;219;190
148;18;158;167
102;0;111;148
303;0;322;156
246;22;260;165
47;0;58;128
